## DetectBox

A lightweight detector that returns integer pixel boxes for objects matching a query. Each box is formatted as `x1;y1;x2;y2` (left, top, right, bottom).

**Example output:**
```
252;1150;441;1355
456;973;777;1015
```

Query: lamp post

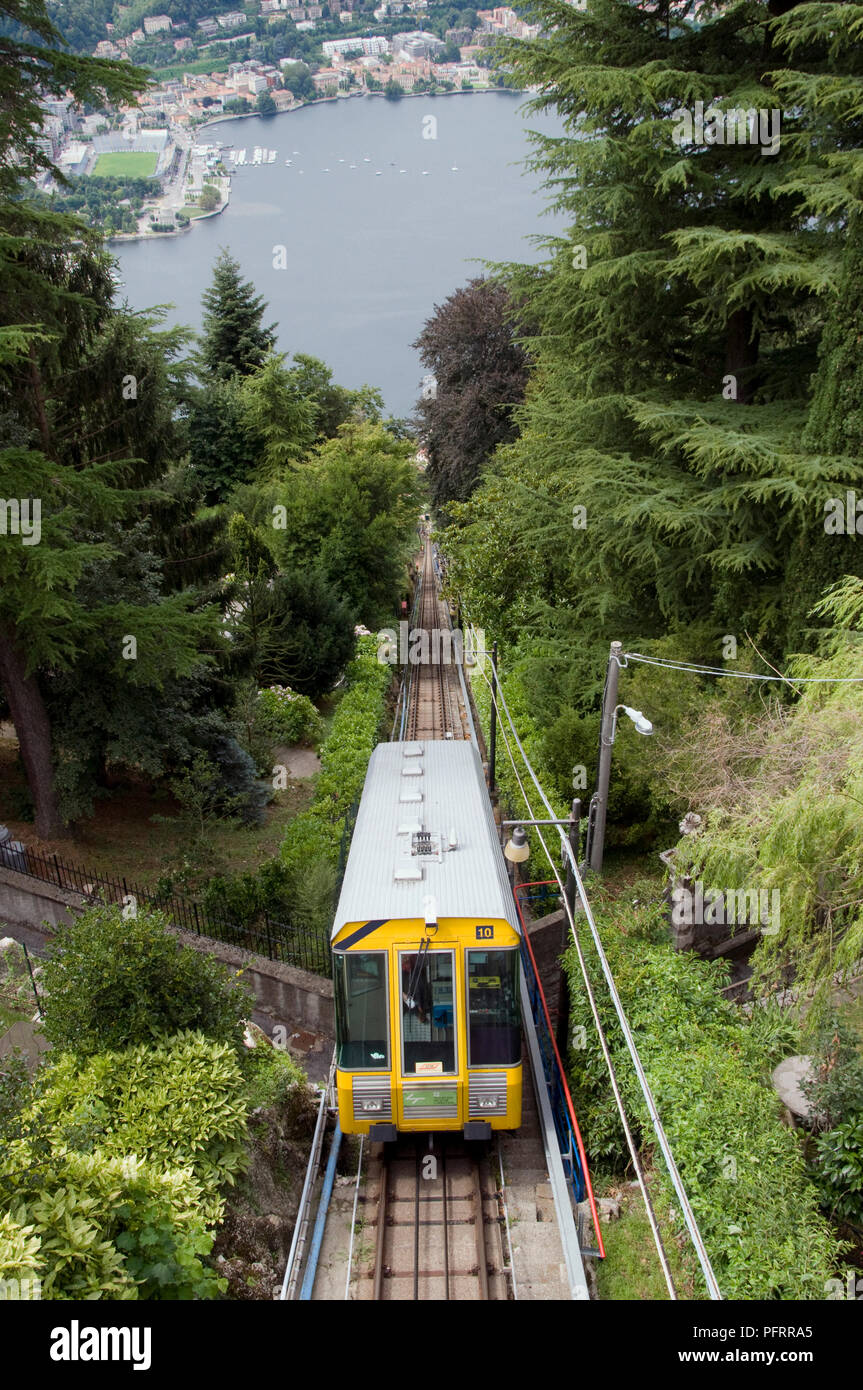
586;641;653;874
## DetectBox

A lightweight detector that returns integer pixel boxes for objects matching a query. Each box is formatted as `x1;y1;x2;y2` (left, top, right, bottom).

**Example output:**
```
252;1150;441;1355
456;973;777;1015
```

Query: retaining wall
0;865;333;1035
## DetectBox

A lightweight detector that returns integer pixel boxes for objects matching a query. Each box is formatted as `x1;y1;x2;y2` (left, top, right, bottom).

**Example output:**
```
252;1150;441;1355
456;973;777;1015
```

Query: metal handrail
514;883;605;1259
280;1050;336;1300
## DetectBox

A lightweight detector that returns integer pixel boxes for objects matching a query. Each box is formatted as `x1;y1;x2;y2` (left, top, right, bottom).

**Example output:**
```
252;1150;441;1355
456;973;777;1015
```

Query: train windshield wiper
404;936;430;1010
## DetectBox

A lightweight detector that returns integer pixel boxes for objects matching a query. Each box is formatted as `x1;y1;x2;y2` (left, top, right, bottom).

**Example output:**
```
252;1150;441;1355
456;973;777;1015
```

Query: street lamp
503;825;530;864
610;705;654;740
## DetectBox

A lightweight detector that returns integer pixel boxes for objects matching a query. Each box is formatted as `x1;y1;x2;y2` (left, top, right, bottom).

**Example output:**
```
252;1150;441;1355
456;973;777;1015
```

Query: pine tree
197;249;277;382
0;1;230;835
445;0;863;712
783;213;863;647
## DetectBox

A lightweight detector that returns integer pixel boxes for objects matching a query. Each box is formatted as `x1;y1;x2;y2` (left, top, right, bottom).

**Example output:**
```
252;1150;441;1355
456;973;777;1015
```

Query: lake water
114;92;566;418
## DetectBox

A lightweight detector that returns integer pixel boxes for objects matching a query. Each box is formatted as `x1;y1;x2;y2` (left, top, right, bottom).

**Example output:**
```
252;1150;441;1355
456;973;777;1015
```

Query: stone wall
0;865;333;1036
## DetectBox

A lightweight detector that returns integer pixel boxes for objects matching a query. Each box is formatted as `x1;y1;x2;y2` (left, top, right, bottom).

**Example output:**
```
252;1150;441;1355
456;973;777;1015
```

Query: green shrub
203;870;263;926
0;1147;224;1300
240;1038;307;1111
814;1115;863;1224
258;684;323;747
800;1009;863;1131
278;635;391;911
40;905;253;1058
30;1033;248;1222
0;1031;248;1299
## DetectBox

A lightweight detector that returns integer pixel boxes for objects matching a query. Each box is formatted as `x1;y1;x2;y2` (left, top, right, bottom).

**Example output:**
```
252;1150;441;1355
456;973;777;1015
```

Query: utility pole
587;640;622;873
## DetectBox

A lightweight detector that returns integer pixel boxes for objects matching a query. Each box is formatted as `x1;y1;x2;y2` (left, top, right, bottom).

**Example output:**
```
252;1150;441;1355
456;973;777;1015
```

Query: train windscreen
399;949;457;1074
334;951;389;1069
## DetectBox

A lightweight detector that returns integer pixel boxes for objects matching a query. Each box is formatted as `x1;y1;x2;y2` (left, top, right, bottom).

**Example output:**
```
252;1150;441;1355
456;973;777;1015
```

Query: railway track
405;538;466;742
359;1136;513;1300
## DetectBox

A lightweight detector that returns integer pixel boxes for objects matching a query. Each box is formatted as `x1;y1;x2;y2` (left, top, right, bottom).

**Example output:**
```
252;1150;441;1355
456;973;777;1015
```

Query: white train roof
331;740;521;941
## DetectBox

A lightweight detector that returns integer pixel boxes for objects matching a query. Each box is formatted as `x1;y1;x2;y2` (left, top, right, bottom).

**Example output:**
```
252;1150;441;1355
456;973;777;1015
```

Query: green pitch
92;151;159;177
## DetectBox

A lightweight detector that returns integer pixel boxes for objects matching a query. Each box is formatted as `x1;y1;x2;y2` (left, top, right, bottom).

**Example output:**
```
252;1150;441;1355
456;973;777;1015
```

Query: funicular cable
469;636;723;1301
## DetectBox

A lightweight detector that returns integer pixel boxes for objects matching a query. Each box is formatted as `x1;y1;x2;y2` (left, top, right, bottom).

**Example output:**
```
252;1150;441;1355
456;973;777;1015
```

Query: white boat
349;163;357;169
285;159;292;165
267;150;276;163
421;170;429;176
451;166;459;171
363;156;371;162
236;148;246;164
322;167;330;172
375;170;382;176
399;169;406;174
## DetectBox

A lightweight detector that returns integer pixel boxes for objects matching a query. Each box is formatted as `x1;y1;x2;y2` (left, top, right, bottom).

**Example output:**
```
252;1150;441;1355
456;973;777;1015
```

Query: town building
143;14;172;34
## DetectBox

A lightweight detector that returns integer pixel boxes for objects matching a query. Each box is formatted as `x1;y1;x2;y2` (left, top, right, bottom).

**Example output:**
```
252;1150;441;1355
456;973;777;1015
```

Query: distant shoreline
107;86;522;244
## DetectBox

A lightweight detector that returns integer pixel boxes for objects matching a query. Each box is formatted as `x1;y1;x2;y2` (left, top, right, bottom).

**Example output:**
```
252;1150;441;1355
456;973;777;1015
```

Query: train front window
467;949;520;1066
334;952;389;1070
399;949;456;1075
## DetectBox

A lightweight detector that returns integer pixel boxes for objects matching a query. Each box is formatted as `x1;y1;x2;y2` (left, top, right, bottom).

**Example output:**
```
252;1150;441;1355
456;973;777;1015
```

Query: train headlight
362;1099;383;1112
479;1098;498;1109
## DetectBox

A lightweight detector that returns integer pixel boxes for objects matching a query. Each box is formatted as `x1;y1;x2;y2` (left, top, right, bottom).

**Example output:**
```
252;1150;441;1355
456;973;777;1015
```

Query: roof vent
447;828;458;850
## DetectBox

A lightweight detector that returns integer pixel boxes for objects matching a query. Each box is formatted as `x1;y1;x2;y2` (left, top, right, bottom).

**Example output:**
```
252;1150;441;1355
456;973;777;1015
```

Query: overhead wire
623;651;863;683
465;626;723;1300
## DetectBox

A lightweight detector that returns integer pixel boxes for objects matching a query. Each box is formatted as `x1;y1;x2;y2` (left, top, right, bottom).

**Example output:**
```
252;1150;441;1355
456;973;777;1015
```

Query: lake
114;91;567;418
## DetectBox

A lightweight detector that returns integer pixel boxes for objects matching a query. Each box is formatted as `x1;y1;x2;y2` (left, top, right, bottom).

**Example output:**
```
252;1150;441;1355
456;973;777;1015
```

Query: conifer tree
197;249;277;382
445;0;863;716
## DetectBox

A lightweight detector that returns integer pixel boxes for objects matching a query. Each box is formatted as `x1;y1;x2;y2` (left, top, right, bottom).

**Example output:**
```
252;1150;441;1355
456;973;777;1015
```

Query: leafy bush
30;1034;248;1222
278;635;392;909
671;579;863;1004
40;905;253;1058
0;1147;225;1300
240;1037;307;1111
0;1031;249;1299
814;1115;863;1224
564;884;839;1298
258;684;323;747
802;1009;863;1130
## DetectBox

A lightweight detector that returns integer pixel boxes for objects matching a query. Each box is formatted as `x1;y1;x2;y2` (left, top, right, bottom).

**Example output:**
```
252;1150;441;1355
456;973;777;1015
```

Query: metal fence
0;838;330;977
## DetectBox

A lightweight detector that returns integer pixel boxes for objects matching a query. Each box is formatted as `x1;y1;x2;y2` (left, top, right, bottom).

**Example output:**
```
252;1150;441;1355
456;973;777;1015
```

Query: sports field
92;151;159;177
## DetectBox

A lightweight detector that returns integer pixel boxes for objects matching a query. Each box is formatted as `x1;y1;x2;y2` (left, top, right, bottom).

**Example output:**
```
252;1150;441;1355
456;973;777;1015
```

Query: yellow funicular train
332;740;522;1140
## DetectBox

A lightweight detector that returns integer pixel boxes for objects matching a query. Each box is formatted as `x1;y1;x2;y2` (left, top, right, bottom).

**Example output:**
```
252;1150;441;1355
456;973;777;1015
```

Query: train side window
334;951;389;1070
466;949;520;1067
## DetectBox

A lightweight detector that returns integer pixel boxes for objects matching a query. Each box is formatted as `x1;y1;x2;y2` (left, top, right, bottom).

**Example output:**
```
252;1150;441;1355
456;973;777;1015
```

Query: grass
0;998;29;1034
594;1178;702;1301
0;729;316;888
92;151;159;177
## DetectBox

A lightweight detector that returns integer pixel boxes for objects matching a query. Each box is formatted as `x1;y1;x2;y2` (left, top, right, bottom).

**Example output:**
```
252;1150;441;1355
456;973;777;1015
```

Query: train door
395;946;461;1128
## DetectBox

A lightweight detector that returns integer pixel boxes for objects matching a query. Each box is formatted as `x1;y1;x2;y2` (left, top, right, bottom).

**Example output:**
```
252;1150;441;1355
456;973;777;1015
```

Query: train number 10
475;925;494;940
